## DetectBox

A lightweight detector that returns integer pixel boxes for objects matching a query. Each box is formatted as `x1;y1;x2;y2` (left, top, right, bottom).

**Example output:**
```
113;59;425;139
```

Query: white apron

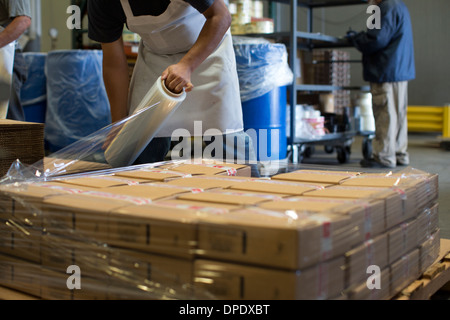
120;0;244;137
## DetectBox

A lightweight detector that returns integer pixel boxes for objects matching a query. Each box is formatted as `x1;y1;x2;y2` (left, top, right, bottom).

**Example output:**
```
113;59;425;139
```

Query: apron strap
119;0;134;18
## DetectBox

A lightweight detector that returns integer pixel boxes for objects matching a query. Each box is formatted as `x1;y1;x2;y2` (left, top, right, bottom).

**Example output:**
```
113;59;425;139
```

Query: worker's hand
161;63;194;94
345;29;358;41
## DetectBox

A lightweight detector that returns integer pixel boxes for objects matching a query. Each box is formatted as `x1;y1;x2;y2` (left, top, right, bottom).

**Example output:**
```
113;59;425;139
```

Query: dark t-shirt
88;0;214;43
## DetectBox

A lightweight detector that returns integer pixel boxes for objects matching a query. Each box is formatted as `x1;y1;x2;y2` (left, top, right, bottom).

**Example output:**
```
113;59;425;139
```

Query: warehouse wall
276;0;450;106
40;0;73;52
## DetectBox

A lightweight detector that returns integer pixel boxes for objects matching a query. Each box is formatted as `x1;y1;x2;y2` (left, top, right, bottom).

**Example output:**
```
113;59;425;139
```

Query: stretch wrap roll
105;76;186;168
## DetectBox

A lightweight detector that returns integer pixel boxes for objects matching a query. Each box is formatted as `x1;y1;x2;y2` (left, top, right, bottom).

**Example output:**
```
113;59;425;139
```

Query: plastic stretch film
0;159;442;300
105;76;186;168
233;37;293;102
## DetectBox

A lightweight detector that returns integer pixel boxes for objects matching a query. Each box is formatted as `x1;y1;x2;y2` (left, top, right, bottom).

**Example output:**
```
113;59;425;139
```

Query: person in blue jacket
348;0;415;168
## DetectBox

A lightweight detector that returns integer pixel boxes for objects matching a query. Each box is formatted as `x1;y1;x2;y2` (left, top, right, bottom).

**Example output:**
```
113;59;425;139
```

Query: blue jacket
352;0;415;83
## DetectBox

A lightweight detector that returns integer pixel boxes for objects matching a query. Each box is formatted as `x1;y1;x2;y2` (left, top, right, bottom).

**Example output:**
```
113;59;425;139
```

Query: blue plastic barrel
241;86;287;161
44;50;111;152
20;52;47;123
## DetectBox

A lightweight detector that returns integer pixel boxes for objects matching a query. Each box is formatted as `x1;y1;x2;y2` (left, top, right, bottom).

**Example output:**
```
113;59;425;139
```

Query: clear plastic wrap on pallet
232;36;293;102
0;122;442;299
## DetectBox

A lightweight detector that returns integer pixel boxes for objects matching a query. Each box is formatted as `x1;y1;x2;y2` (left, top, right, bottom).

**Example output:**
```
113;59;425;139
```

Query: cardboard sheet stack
0;160;440;300
0;119;45;177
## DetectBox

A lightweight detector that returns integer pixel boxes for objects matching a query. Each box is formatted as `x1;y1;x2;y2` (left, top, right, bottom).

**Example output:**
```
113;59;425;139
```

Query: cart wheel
304;146;315;158
363;138;373;160
324;145;334;154
337;147;349;164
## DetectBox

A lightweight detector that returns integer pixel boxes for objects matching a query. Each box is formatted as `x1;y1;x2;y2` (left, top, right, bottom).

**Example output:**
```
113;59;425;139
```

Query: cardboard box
158;161;251;177
40;267;72;300
154;198;242;212
42;193;134;239
193;256;345;300
304;185;406;231
196;207;356;270
96;183;198;202
418;229;440;274
108;204;199;259
341;172;435;218
387;218;419;264
107;248;194;295
390;249;420;298
0;181;95;230
177;189;287;206
53;175;151;189
114;167;191;182
227;179;328;196
271;170;360;185
416;203;439;245
41;234;75;272
0;254;42;298
258;196;385;243
72;277;108;300
344;233;389;288
43;157;112;177
165;175;258;190
345;267;390;300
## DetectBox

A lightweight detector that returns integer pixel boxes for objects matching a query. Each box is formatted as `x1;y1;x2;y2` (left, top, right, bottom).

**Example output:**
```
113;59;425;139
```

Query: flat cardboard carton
345;267;390;300
227;179;328;196
158;161;251;177
193;256;345;300
108;204;199;259
53;175;151;189
72;277;109;300
196;206;356;270
0;253;42;298
39;267;72;300
114;167;191;182
40;234;75;272
165;175;259;190
390;249;420;298
344;233;389;288
41;193;135;239
258;196;385;243
387;218;419;264
303;185;407;230
0;181;95;229
107;247;194;294
418;229;440;274
341;172;437;216
177;189;287;206
43;157;112;176
96;183;198;202
271;170;359;185
154;198;242;211
416;203;439;245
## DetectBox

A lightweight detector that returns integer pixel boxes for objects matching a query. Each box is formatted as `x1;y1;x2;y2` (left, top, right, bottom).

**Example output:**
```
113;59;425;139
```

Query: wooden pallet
394;238;450;300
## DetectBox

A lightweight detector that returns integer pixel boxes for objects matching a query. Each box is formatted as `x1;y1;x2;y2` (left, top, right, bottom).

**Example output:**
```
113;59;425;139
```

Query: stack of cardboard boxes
0;160;440;300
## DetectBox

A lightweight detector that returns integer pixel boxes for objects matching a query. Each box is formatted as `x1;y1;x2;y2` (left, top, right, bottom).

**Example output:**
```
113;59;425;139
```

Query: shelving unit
247;0;370;163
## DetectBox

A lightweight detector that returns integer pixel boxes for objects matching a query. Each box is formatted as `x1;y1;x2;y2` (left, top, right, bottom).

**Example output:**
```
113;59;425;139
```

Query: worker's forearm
101;40;130;123
0;16;31;48
179;2;231;72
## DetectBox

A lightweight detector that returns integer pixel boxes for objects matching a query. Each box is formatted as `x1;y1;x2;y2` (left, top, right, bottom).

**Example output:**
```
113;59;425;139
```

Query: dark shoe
396;161;410;166
360;158;394;169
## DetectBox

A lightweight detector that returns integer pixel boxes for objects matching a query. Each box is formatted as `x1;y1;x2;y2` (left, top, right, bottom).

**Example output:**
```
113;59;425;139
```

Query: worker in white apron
88;0;257;174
